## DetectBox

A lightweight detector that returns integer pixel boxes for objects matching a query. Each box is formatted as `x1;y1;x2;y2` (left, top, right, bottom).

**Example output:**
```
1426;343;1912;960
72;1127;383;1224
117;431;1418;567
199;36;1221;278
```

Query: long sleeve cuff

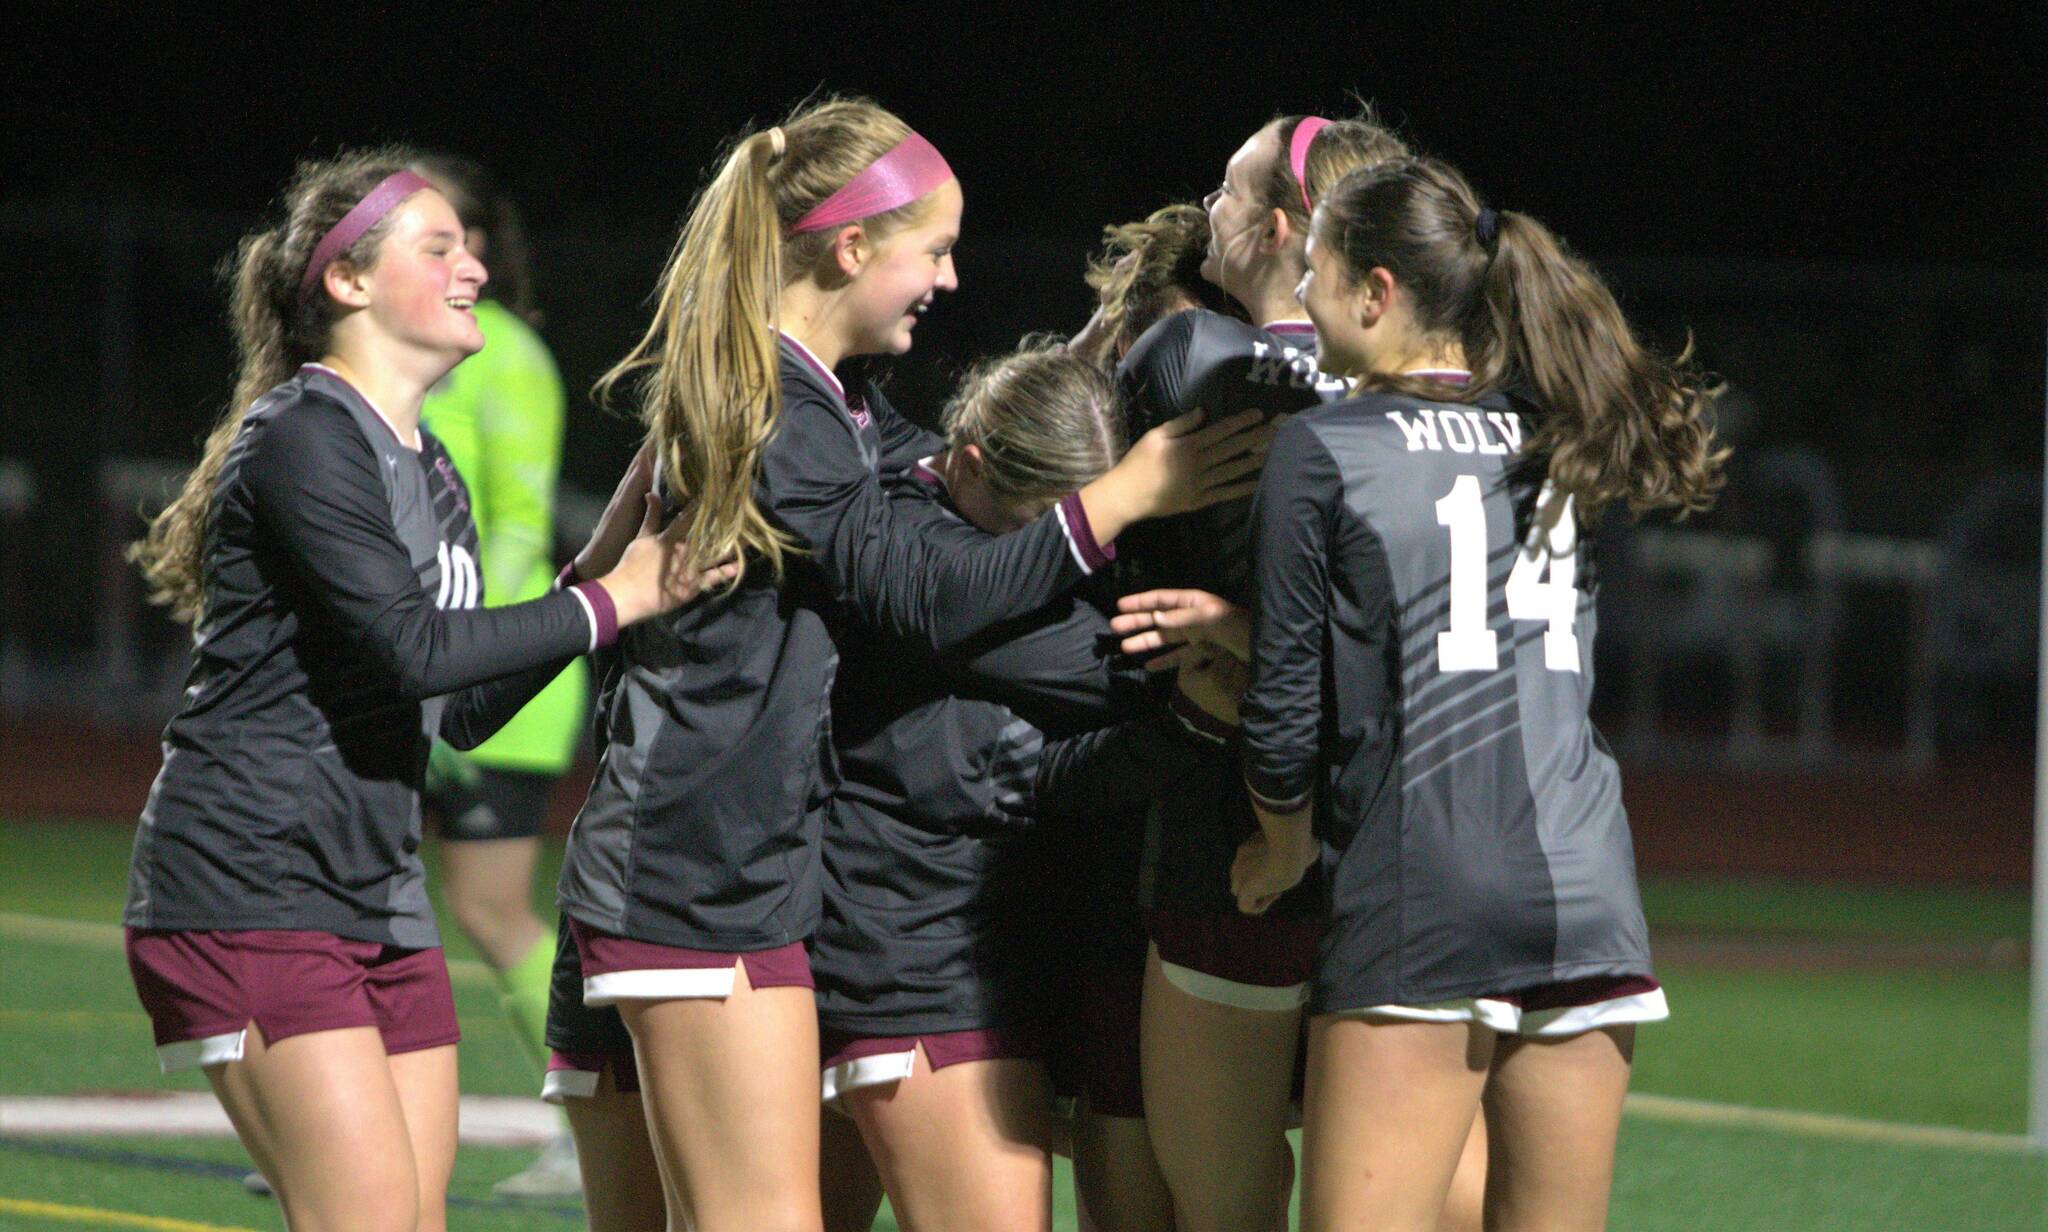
1169;687;1238;746
1054;492;1115;574
1243;766;1312;814
567;581;619;652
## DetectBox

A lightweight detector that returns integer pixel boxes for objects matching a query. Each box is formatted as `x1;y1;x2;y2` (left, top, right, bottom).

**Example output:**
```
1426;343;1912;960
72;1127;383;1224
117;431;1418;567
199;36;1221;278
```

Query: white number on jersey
435;542;480;611
1434;476;1580;674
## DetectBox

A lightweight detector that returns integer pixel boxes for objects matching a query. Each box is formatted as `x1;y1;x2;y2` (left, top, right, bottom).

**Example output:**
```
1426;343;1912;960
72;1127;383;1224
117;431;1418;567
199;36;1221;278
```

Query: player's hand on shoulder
1116;408;1273;518
596;494;741;627
572;441;657;583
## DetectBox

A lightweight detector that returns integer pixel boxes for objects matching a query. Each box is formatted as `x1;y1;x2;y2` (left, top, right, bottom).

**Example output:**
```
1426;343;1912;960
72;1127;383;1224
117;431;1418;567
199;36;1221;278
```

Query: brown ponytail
595;96;935;585
1316;157;1726;521
1078;202;1231;366
130;146;426;624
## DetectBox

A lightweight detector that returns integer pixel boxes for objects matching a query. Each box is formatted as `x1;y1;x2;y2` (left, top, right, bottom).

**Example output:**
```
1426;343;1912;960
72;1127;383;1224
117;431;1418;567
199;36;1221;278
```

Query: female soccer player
121;149;725;1232
555;97;1265;1232
1111;110;1418;1232
1068;201;1234;371
409;152;587;1197
1237;156;1722;1231
811;344;1250;1232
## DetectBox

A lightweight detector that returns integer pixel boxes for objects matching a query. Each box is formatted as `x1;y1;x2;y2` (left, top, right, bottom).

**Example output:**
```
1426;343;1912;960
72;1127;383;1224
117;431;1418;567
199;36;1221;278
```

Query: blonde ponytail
596;96;933;585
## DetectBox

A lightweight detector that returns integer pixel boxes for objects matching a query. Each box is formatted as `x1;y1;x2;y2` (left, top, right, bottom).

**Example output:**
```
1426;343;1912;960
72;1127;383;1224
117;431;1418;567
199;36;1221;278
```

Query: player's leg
364;942;464;1231
561;1063;669;1232
617;958;824;1232
205;1024;423;1232
1441;1112;1489;1232
385;1044;459;1232
1298;1014;1491;1232
1139;945;1298;1232
433;767;555;1044
842;1047;1056;1232
821;1101;886;1232
1480;1025;1634;1232
1072;1106;1175;1232
441;834;549;972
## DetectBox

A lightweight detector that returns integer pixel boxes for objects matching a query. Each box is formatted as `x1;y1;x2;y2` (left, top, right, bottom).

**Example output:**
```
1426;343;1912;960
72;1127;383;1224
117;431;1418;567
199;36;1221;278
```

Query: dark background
2;2;2044;752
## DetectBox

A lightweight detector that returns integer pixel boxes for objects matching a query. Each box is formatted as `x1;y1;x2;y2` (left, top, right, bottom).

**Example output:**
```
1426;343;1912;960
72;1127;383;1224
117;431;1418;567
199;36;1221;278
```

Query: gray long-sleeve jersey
125;367;606;947
1241;390;1653;1011
556;340;1112;951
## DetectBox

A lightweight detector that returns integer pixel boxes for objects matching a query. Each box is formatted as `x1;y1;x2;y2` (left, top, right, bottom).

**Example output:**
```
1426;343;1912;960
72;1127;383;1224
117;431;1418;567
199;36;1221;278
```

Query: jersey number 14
1432;475;1580;674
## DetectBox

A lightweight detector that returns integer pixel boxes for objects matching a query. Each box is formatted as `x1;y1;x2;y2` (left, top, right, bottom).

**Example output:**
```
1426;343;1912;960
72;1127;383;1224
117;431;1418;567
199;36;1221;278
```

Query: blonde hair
944;344;1124;511
1317;157;1726;521
131;145;424;624
1264;107;1410;227
1077;203;1224;366
596;96;942;584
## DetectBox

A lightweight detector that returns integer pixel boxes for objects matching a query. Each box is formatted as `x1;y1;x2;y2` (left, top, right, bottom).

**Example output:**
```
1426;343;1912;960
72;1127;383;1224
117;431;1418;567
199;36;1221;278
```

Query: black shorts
1149;748;1320;920
543;915;634;1059
425;766;555;842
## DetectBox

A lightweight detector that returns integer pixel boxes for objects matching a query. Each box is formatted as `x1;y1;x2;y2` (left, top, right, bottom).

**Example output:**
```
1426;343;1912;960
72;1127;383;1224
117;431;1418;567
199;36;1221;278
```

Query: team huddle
118;96;1723;1232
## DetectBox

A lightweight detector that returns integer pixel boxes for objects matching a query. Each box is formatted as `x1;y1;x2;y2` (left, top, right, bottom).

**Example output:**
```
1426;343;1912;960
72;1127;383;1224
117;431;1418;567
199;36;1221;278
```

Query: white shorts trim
820;1049;918;1111
540;1068;599;1105
156;1028;247;1074
582;965;738;1005
1160;960;1309;1012
1341;987;1670;1037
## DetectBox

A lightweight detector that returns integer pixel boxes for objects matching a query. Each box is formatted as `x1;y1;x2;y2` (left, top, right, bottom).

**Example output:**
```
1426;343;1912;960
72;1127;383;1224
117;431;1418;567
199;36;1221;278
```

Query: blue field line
0;1137;583;1219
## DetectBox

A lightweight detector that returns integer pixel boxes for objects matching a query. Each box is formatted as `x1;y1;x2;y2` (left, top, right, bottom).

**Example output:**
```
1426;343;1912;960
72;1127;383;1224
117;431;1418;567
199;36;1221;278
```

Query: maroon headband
1288;117;1331;213
296;171;434;303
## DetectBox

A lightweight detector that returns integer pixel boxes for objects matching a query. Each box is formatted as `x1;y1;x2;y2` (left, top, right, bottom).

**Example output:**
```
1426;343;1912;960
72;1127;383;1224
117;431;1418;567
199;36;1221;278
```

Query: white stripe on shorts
583;965;738;1005
1160;960;1310;1012
820;1049;918;1111
1341;987;1670;1037
155;1028;247;1074
541;1067;600;1105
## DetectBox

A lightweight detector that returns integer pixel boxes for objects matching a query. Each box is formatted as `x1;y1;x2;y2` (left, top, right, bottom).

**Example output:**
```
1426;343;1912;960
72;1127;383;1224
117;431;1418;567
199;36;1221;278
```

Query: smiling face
1201;122;1285;300
841;177;963;358
1299;226;1368;377
335;188;489;360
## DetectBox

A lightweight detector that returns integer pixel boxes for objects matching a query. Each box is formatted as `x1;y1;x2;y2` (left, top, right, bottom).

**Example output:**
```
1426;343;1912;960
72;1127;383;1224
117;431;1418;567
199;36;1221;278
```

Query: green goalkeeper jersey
421;299;587;774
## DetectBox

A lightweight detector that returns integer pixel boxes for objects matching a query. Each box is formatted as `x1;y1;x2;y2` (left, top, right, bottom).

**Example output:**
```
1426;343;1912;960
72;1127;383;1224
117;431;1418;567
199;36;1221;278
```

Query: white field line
0;1093;554;1147
1625;1093;2039;1155
0;912;495;985
5;911;2040;1157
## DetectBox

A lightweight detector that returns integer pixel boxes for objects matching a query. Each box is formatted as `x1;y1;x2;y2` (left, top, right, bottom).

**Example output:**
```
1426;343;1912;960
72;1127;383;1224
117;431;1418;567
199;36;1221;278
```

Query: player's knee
444;878;529;942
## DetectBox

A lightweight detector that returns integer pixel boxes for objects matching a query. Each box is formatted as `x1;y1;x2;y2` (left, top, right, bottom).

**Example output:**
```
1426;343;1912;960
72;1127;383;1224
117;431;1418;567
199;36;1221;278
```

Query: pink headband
297;171;434;303
790;131;954;234
1288;117;1331;213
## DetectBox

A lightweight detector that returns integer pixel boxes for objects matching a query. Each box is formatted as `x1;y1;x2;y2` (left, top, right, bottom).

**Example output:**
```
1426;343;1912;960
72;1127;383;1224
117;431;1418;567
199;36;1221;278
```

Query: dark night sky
12;2;2044;267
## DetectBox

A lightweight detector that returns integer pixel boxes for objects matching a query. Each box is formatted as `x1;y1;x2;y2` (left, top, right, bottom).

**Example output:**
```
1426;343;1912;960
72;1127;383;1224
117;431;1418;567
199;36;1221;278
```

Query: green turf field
1;817;2041;1231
